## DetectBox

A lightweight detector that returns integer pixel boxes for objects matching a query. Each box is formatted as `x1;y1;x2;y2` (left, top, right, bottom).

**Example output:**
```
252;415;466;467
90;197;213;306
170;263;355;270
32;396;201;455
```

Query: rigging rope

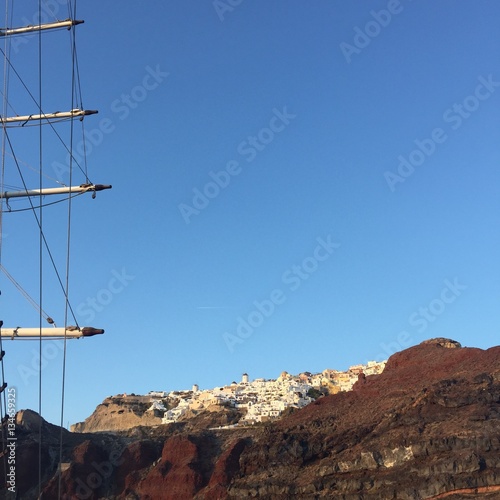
0;2;90;494
0;46;94;183
0;264;55;325
1;120;81;327
37;0;44;493
0;3;91;494
58;0;78;494
3;150;68;187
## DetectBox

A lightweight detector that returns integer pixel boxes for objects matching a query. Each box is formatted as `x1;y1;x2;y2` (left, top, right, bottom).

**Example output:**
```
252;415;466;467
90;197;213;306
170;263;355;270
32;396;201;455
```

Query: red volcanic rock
113;440;162;496
204;438;248;499
72;440;109;465
43;440;111;500
135;435;206;499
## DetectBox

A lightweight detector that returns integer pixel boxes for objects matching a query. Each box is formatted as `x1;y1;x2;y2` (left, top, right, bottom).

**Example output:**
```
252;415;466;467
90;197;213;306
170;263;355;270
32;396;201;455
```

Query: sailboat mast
0;11;110;340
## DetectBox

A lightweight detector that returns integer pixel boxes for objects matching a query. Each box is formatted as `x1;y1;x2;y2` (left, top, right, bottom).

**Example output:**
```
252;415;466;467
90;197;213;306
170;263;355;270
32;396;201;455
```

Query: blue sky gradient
1;0;499;426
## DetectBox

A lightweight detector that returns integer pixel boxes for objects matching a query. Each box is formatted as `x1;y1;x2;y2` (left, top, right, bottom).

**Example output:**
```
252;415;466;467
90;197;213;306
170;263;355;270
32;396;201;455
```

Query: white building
148;391;167;398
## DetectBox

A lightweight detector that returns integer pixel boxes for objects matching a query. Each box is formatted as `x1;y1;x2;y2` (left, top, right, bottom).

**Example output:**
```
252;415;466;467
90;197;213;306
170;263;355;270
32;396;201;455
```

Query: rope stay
0;264;55;324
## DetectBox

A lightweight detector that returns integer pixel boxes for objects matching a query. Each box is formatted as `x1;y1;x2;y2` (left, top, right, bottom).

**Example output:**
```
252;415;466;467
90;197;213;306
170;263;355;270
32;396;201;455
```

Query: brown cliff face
71;396;165;433
71;396;244;434
3;338;500;499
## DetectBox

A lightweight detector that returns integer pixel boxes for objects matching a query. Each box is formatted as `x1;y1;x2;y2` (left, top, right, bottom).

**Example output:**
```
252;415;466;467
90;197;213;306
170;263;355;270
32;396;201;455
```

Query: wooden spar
0;325;104;339
0;183;112;200
0;108;97;126
0;19;84;37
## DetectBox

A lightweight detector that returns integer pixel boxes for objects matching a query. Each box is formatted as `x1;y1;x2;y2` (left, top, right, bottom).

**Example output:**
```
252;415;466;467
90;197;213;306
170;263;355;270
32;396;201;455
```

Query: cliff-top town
119;360;387;427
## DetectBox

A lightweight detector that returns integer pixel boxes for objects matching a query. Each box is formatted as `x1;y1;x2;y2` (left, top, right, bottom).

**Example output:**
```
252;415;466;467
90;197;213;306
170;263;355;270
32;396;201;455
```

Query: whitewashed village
124;360;386;428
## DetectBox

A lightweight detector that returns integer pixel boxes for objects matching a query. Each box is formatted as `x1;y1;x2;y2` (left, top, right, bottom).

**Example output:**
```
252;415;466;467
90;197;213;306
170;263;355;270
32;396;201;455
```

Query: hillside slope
2;338;500;499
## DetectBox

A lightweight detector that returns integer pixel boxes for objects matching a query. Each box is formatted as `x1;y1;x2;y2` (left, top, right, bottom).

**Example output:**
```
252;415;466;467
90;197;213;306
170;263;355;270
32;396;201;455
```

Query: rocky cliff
2;338;500;499
71;395;165;433
71;395;245;434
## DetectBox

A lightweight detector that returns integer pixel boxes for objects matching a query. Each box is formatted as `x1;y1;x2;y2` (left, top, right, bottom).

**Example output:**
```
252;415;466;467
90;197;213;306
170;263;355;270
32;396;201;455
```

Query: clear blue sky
1;0;499;426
